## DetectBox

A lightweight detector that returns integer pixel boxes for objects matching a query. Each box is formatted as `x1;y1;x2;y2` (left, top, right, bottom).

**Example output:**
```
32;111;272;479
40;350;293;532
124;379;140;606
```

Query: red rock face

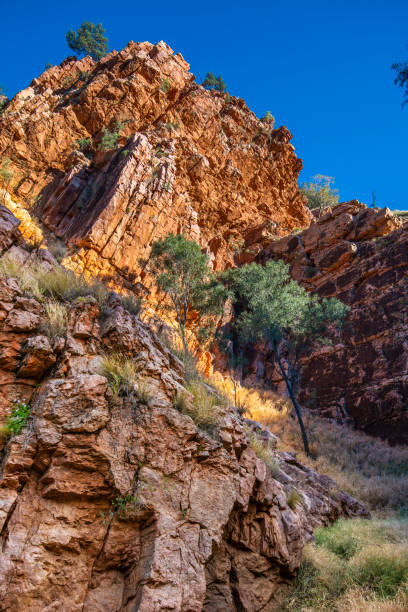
259;201;408;444
0;207;367;611
0;41;310;286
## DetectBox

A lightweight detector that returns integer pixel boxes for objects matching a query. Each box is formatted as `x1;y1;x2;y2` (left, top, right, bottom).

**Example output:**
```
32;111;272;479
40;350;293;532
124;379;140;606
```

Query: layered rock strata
0;41;310;286
258;201;408;444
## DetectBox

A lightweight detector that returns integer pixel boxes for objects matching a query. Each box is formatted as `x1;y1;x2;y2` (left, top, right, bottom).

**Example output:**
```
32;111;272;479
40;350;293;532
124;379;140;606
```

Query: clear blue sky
1;0;407;209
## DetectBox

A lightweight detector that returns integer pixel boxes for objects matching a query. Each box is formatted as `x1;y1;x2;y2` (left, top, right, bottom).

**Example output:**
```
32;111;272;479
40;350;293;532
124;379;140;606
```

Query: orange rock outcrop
0;41;310;289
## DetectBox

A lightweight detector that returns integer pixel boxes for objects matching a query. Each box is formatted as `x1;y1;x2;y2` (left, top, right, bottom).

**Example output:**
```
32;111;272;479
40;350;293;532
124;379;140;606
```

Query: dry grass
0;254;109;305
213;375;291;422
119;293;142;316
41;299;68;338
99;353;139;397
237;386;408;512
242;387;408;610
175;381;221;433
244;424;280;475
282;518;408;611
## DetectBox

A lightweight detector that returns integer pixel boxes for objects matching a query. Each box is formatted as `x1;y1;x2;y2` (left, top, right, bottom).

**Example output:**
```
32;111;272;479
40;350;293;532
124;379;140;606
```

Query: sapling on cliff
223;260;348;456
149;234;228;361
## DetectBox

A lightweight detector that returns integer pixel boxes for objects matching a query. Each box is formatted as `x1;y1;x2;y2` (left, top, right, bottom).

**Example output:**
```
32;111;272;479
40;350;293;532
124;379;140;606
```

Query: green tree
66;22;108;61
149;234;228;357
202;72;227;93
224;260;348;456
300;174;339;217
391;41;408;108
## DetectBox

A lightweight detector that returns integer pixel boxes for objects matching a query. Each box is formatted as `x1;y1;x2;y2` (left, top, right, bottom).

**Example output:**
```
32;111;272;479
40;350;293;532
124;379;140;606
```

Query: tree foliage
300;174;339;216
261;110;275;127
66;22;108;61
391;41;408;108
202;72;227;93
223;260;349;455
149;234;228;355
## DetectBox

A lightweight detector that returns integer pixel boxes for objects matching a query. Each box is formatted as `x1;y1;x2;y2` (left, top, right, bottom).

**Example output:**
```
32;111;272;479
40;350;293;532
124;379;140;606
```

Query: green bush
77;137;91;151
160;78;171;93
300;175;339;216
99;118;128;151
202;72;227;93
0;401;31;438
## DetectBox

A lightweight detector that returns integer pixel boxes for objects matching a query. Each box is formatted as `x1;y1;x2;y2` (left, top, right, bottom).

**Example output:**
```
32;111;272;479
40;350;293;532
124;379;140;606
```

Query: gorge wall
0;41;407;444
0;210;368;611
0;40;309;287
258;201;408;444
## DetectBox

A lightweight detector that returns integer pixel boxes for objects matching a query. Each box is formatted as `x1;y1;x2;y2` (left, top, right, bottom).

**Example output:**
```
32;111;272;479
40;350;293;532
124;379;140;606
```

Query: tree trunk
274;345;311;457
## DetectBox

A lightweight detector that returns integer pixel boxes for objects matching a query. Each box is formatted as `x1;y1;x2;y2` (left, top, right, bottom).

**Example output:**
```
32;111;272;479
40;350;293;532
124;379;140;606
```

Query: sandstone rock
259;202;407;443
0;231;368;611
0;42;311;291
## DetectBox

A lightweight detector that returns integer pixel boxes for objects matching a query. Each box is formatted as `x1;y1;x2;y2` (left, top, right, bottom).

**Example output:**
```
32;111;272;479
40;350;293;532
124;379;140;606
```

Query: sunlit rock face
0;40;310;290
257;201;408;444
0;207;368;611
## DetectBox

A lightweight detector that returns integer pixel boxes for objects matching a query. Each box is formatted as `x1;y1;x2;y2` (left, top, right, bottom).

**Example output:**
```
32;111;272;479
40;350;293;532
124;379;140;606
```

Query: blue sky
1;0;407;209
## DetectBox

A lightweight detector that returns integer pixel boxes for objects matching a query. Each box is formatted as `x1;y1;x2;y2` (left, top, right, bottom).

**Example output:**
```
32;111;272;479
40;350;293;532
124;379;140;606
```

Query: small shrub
99;353;139;397
99;128;120;151
41;299;68;339
261;110;275;127
175;381;220;432
0;254;42;299
287;488;302;511
79;70;91;84
245;425;280;476
121;149;130;158
0;401;31;438
62;75;73;88
77;137;91;151
174;348;201;384
112;493;142;518
166;121;179;132
37;267;108;305
98;118;128;151
135;379;151;405
160;78;171;93
119;293;142;316
202;72;227;93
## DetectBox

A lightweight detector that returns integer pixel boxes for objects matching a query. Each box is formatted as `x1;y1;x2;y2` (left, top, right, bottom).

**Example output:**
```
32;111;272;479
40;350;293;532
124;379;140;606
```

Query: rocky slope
0;207;368;611
0;42;406;445
0;40;310;288
257;201;408;444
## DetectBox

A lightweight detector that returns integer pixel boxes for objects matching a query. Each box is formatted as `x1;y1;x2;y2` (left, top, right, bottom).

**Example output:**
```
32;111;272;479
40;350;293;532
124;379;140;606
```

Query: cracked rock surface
0;208;368;611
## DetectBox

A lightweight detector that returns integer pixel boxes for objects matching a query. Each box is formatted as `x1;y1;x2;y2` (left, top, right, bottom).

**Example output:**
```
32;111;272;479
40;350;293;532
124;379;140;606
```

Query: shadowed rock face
0;207;368;611
258;201;408;444
0;40;310;286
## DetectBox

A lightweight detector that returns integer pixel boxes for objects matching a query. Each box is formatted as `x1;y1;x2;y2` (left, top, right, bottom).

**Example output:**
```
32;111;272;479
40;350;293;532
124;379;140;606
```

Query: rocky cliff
0;40;310;288
258;201;408;444
0;208;368;611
